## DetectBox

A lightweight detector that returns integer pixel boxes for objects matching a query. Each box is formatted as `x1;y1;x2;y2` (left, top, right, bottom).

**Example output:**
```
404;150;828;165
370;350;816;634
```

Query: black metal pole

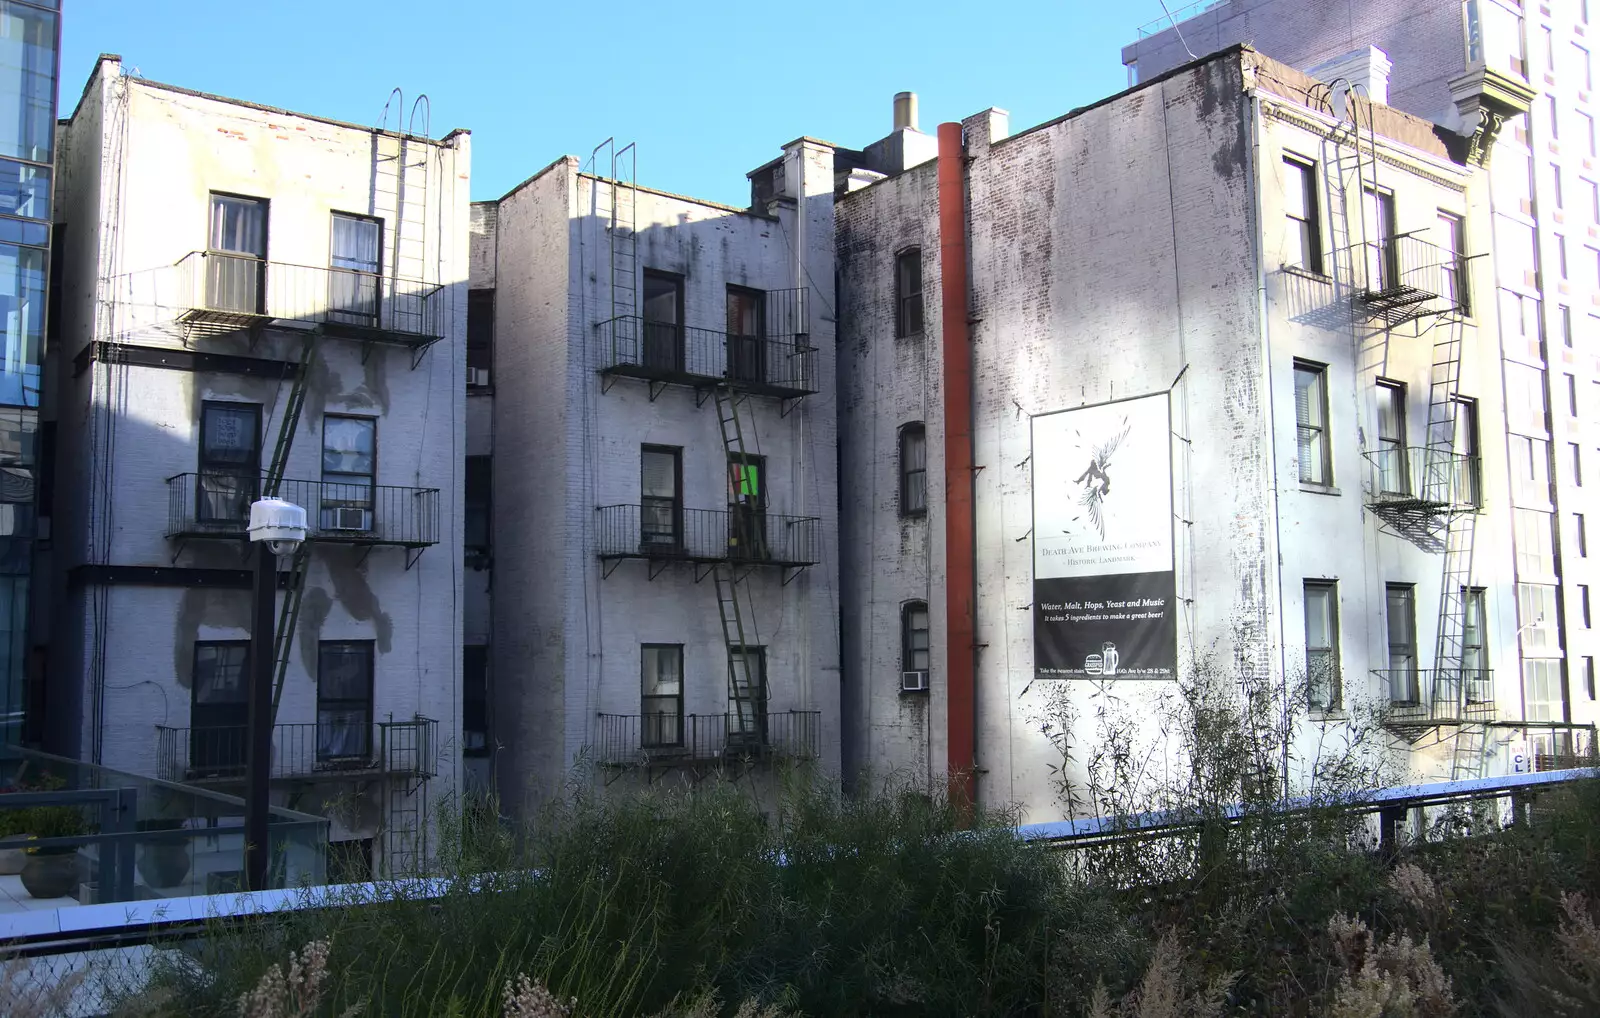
245;540;276;892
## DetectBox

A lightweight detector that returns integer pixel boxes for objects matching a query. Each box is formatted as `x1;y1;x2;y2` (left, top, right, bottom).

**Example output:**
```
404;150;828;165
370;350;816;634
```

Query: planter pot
137;839;192;889
20;851;78;899
0;836;30;876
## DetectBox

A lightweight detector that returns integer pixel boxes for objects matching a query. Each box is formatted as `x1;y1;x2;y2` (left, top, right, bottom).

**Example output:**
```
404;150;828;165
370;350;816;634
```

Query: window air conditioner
466;367;490;387
328;506;372;532
900;670;928;692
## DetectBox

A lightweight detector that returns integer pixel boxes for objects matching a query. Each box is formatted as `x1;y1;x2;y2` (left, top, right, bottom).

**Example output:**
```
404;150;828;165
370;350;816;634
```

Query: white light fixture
248;497;308;556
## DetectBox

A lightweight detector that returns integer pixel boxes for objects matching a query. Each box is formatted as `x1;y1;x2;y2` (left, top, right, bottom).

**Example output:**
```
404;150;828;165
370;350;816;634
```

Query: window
463;645;488;756
1570;374;1580;416
321;416;376;532
726;285;766;384
728;646;768;740
641;270;684;371
899;423;927;516
1515;508;1557;576
1577;512;1589;557
317;641;374;761
895;248;923;337
1524;659;1567;723
1574;443;1584;487
1463;588;1488;684
1294;361;1331;485
1505;363;1548;433
1304;581;1340;711
207;193;267;313
1554;163;1566;209
1561;305;1574;348
1586;657;1596;700
1519;583;1560;654
1437;211;1468;312
467;289;494;385
465;456;491;556
1283;156;1322;273
1582;584;1593;628
1363;189;1397;291
1385;584;1418;703
1454;397;1482;506
1589;180;1599;225
1511;436;1552;505
728;453;767;559
1558;234;1570;279
190;641;249;771
1546;25;1557;72
641;644;683;748
329;212;381;324
1578;44;1593;90
1376;381;1408;494
198;401;260;526
640;445;681;551
1585;111;1599;156
1550;94;1562;141
902;600;930;679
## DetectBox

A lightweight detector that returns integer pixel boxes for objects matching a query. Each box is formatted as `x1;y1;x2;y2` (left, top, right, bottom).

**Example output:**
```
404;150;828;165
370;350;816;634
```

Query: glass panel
322;417;375;476
1518;584;1559;654
0;240;42;406
641;448;678;548
1523;659;1565;722
331;215;379;273
209;196;266;257
318;644;370;700
1386;587;1417;700
728;648;767;737
193;644;248;705
201;404;258;467
0;158;46;223
1377;384;1407;493
1294;365;1326;484
642;274;679;324
0;3;56;164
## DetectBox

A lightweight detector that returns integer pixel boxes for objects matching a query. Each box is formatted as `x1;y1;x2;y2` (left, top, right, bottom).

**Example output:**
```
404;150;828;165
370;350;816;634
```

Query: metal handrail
167;472;440;547
594;710;821;767
594;503;821;566
596;313;818;395
1362;448;1481;508
154;718;438;783
1350;235;1470;312
1372;668;1496;724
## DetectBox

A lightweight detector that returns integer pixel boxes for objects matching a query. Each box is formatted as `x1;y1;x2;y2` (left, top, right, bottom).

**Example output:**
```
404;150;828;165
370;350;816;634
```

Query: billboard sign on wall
1032;392;1176;679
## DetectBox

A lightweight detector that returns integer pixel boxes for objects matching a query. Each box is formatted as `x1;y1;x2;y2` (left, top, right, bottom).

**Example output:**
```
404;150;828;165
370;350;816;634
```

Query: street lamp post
245;496;307;891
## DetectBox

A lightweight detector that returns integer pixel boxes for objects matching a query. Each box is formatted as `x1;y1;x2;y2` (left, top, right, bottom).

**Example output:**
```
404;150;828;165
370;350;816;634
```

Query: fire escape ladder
713;384;767;752
263;332;321;499
269;543;312;720
609;144;638;323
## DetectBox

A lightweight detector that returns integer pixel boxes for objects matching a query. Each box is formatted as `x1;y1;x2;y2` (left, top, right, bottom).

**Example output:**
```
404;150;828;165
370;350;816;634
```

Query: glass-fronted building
0;0;57;742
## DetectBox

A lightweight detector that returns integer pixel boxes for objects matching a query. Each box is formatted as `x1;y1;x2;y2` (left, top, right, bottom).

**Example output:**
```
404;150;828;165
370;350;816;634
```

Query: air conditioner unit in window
328;506;372;532
900;670;928;692
466;367;490;387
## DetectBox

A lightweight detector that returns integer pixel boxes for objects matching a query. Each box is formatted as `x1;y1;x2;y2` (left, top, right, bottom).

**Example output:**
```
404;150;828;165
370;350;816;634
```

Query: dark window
900;422;927;516
1376;380;1408;494
328;212;381;325
1583;584;1593;629
206;193;267;313
1283;156;1322;273
1364;189;1397;291
902;600;930;676
728;645;768;743
1587;656;1596;700
728;453;767;559
1437;210;1469;312
35;418;51;520
641;270;684;372
1304;581;1339;711
1454;397;1482;506
641;644;683;748
1294;361;1330;485
1561;305;1574;348
1570;373;1580;416
1577;512;1589;558
198;401;260;527
317;641;374;762
1464;587;1489;703
1386;584;1418;703
328;839;373;883
465;456;491;555
641;445;681;551
1573;442;1583;487
467;289;494;384
464;645;488;757
726;285;766;384
322;415;375;532
190;641;249;772
895;248;923;337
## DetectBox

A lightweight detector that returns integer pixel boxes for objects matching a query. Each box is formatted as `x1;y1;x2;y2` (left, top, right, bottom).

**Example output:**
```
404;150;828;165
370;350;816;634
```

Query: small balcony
167;472;440;549
173;251;445;347
593;710;821;771
596;301;817;400
1374;668;1495;740
1350;236;1470;326
594;503;820;577
154;717;438;784
1363;448;1480;551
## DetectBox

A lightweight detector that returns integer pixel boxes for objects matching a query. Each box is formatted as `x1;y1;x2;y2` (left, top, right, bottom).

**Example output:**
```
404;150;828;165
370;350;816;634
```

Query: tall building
0;0;58;744
1124;0;1594;763
466;142;842;811
46;56;470;879
835;45;1523;819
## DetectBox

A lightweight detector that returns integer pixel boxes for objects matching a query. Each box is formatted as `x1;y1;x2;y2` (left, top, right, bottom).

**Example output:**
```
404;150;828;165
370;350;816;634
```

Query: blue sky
61;0;1180;207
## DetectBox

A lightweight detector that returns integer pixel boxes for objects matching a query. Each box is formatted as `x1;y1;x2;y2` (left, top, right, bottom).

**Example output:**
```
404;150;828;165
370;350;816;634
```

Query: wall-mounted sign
1032;392;1176;680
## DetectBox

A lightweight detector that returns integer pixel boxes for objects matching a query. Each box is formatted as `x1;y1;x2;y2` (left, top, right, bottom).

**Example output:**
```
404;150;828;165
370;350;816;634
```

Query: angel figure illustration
1068;417;1131;541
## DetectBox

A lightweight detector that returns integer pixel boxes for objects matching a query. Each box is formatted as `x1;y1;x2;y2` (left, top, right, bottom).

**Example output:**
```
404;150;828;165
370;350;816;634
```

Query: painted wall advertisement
1032;392;1176;679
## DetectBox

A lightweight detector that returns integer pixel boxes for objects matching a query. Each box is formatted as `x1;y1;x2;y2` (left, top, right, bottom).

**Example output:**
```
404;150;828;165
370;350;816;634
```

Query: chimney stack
893;91;918;132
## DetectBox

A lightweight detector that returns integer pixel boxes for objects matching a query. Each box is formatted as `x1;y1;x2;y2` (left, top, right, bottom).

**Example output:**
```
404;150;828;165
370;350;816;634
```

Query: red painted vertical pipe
938;122;976;811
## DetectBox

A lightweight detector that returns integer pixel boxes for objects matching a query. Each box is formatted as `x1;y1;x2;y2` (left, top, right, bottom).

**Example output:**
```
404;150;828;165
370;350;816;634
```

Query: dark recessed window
895;248;922;337
899;423;926;517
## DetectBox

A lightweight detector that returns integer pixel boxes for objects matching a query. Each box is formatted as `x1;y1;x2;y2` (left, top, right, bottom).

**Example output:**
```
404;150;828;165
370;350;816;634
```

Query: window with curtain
902;601;930;677
640;445;680;550
895;249;923;337
321;416;375;529
329;213;381;323
1304;581;1339;711
317;641;373;761
1294;361;1330;485
900;423;927;516
198;401;260;526
1376;381;1408;494
207;194;266;313
641;644;683;748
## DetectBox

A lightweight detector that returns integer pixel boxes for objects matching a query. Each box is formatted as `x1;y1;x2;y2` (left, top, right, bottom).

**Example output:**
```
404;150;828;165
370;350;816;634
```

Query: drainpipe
938;122;977;810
